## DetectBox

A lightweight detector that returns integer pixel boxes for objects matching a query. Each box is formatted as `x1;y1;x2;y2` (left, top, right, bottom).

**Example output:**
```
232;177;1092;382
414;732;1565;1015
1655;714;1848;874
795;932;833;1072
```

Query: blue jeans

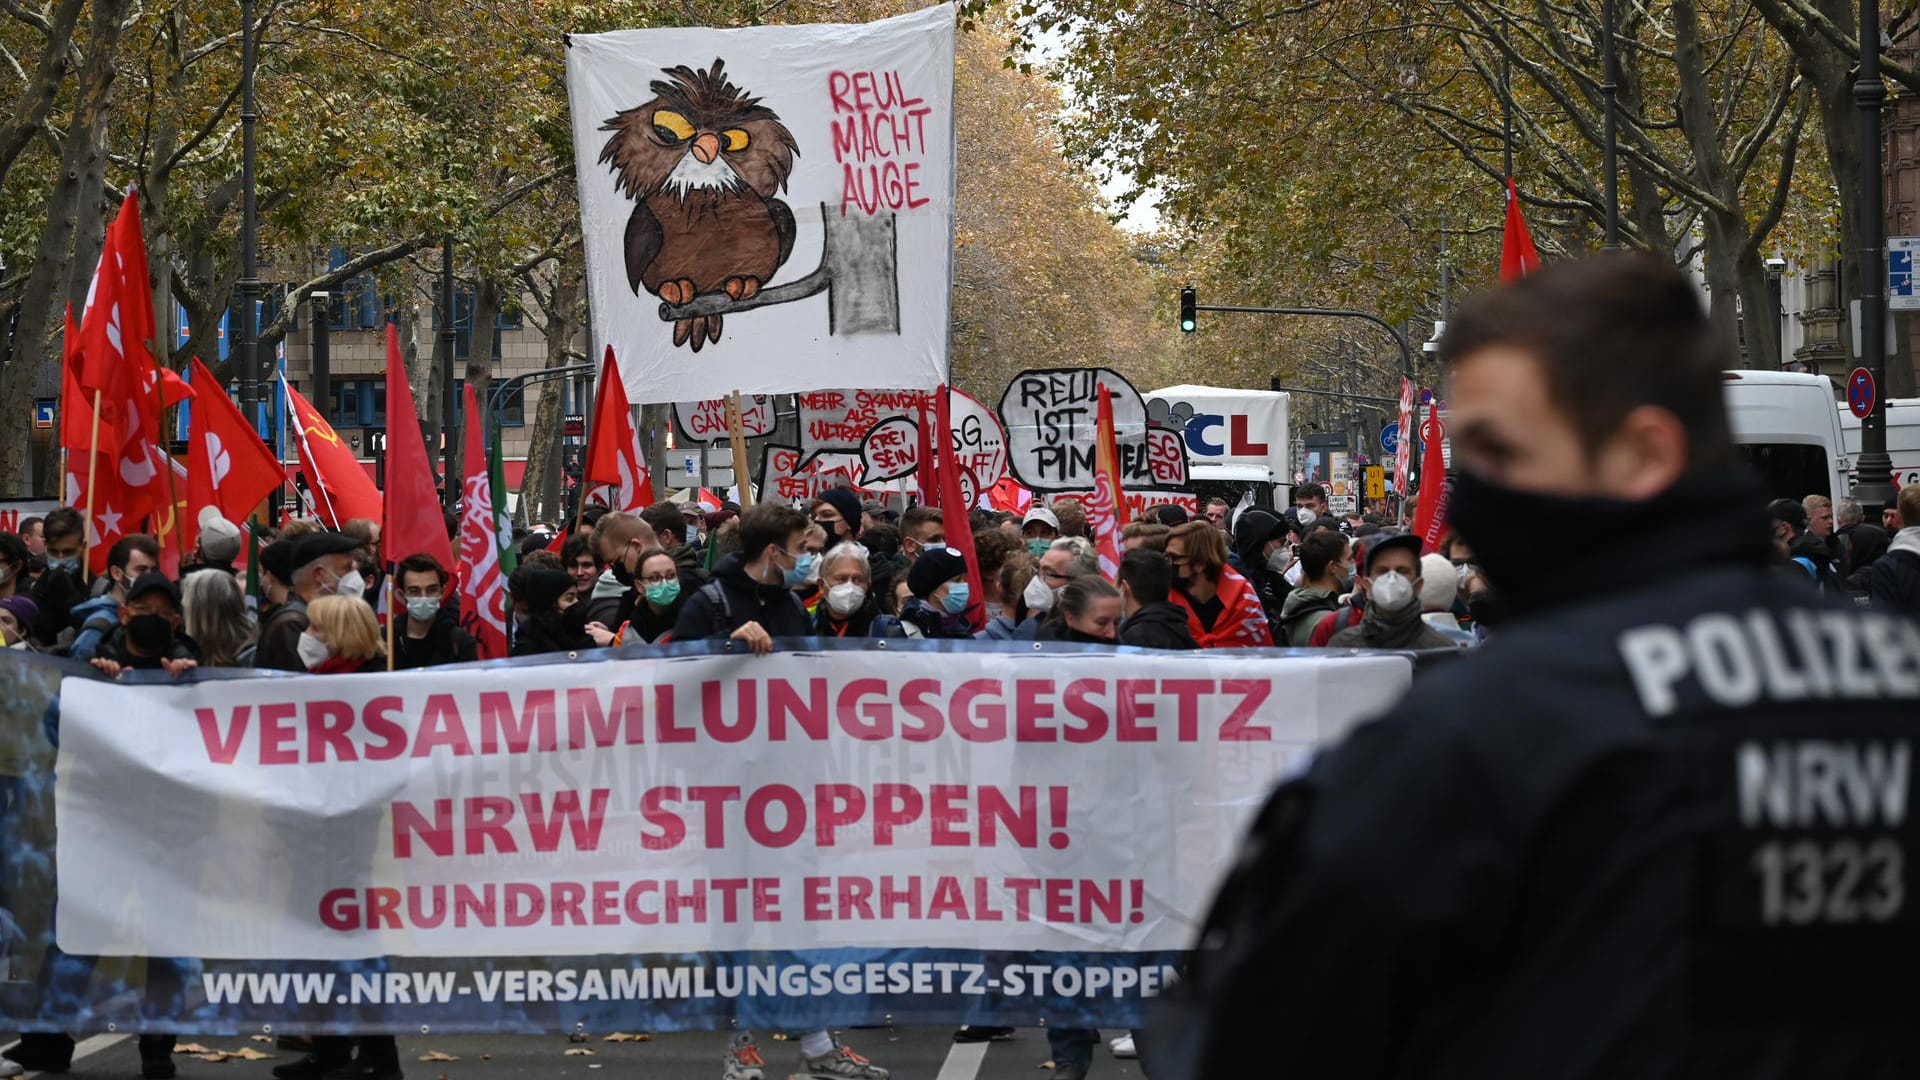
1048;1027;1097;1070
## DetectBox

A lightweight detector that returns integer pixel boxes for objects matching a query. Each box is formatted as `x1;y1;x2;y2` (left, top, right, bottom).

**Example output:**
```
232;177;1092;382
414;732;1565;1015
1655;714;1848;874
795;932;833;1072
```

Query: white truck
1722;370;1919;503
1145;384;1291;507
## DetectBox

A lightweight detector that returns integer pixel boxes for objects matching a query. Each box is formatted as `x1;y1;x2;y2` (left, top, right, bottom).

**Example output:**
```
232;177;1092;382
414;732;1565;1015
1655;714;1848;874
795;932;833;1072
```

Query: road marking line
935;1040;989;1080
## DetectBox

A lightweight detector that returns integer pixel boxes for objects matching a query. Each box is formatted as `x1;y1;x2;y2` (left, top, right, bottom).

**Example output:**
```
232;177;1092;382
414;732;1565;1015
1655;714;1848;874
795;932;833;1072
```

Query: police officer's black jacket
1151;469;1920;1080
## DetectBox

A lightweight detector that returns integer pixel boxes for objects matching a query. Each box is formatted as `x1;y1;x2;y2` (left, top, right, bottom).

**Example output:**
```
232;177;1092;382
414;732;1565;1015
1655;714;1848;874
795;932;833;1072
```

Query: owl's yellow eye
651;109;694;143
721;128;751;152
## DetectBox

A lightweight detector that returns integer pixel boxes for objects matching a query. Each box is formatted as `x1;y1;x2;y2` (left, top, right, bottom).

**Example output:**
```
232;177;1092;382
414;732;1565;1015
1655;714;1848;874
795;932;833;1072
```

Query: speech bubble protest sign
798;389;927;460
761;445;864;502
947;387;1007;493
860;417;920;484
675;395;776;443
999;368;1160;492
1147;426;1189;488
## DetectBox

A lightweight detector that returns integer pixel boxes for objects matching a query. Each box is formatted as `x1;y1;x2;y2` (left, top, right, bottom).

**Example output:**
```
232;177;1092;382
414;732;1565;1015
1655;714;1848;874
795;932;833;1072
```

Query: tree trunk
0;0;130;496
519;268;582;525
0;0;84;191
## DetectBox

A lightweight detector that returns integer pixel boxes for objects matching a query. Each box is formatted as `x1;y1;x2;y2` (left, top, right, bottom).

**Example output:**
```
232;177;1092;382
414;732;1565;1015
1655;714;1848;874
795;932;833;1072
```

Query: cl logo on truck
1185;414;1270;457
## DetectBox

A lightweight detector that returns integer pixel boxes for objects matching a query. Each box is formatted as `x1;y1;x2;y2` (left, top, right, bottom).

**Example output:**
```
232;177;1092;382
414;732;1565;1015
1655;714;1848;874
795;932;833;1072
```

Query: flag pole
81;389;103;573
385;571;396;671
727;391;753;510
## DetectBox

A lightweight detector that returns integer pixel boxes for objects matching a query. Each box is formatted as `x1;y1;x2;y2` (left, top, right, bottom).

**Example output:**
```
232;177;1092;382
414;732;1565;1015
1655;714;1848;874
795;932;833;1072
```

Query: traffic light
1179;286;1197;333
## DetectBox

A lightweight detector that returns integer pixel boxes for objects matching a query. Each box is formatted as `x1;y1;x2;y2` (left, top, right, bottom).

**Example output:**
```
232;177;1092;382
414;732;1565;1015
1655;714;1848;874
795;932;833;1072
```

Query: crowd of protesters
2;388;1919;1080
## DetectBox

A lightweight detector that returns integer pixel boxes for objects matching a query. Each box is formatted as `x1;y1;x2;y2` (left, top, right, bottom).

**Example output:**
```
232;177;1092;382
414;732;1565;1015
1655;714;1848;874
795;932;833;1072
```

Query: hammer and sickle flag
286;381;382;528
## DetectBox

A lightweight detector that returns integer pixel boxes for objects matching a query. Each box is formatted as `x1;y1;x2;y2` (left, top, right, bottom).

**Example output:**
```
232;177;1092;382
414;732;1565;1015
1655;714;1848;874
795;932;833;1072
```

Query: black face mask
1467;592;1503;628
127;613;175;654
1446;470;1647;608
610;553;636;588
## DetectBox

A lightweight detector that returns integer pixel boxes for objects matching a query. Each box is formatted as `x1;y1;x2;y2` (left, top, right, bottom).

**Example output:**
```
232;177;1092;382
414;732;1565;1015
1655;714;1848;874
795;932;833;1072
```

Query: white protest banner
566;6;956;403
1000;368;1159;493
57;649;1408;972
760;444;865;501
676;395;776;443
797;389;927;461
947;387;1007;493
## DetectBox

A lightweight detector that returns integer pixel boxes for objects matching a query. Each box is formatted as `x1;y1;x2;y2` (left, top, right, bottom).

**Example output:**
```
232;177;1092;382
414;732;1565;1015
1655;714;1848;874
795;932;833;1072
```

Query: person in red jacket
1166;521;1273;647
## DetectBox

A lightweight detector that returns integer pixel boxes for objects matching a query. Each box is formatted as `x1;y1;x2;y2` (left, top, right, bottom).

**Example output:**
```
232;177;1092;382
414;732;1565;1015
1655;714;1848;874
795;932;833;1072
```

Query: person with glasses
1165;521;1274;648
670;504;815;653
809;487;865;545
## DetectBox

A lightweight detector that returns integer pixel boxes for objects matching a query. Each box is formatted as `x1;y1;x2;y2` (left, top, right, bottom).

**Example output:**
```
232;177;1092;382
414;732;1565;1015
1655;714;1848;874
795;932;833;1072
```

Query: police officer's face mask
1449;470;1641;606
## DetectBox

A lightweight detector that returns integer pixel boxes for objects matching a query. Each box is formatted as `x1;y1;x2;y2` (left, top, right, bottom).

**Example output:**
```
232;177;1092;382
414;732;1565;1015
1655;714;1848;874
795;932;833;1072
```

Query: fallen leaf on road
419;1052;460;1062
480;1054;493;1061
602;1033;652;1042
565;1048;595;1056
195;1052;232;1063
228;1048;274;1060
175;1043;214;1055
1040;1061;1055;1070
250;1036;274;1044
771;1033;789;1041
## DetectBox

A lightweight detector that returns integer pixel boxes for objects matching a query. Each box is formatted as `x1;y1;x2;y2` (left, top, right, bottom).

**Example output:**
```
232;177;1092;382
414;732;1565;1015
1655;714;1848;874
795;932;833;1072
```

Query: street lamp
1854;0;1897;512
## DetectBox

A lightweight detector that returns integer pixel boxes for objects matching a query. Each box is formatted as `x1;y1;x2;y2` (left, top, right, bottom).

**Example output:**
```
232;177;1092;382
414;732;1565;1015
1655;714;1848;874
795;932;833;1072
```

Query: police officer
1151;253;1920;1079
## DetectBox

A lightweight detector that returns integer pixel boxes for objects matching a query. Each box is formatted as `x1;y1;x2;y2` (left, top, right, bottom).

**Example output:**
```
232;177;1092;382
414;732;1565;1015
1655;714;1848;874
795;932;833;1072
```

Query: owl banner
566;5;957;404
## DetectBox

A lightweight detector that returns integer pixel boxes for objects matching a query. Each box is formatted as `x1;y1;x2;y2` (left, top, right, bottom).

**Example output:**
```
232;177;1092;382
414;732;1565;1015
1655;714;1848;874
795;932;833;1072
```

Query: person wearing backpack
670;504;814;652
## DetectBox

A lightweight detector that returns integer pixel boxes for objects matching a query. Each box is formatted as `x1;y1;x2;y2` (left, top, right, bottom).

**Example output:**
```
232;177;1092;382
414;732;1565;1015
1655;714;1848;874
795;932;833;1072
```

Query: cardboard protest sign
1000;368;1178;493
566;5;956;403
797;389;927;460
675;395;776;443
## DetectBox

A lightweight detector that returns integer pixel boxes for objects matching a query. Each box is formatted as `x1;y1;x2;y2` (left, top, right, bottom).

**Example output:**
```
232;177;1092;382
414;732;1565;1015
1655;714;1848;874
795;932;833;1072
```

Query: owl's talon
659;281;684;306
673;319;692;347
708;314;724;343
724;277;761;301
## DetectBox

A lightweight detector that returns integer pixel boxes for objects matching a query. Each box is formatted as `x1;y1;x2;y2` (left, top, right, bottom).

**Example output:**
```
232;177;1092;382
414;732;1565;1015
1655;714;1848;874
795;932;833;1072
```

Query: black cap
125;571;180;608
1358;532;1422;573
515;568;575;614
907;546;969;599
258;540;295;584
289;531;361;571
1154;505;1190;526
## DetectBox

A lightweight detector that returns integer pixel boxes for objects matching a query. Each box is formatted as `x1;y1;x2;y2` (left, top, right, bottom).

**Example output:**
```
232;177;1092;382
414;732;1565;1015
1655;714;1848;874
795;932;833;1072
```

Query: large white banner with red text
57;649;1406;975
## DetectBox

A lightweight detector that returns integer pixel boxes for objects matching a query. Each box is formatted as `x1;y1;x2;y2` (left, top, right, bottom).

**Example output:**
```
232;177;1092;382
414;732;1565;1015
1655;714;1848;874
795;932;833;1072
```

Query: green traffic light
1180;317;1196;332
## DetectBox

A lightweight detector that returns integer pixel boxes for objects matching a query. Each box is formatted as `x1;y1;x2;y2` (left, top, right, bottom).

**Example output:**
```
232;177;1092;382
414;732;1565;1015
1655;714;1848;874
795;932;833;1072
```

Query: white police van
1723;370;1919;503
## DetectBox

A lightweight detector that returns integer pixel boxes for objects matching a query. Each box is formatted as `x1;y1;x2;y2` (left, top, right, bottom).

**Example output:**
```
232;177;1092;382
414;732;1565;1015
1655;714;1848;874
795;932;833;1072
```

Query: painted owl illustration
599;59;799;352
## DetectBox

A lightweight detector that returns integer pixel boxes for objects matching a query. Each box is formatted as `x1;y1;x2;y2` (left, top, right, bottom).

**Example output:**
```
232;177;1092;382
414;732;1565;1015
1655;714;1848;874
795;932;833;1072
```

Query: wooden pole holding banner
156;372;187;562
385;571;396;671
727;391;753;510
81;389;103;574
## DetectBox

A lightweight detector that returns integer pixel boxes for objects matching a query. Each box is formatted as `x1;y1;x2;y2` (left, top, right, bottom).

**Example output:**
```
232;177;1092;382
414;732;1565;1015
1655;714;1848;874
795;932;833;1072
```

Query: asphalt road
5;1028;1149;1080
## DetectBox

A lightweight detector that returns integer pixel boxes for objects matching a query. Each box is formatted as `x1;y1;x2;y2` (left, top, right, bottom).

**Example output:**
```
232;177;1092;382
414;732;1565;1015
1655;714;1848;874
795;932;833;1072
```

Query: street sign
1364;466;1385;499
1849;366;1877;418
32;400;54;429
1892;238;1920;310
1380;422;1399;454
1421;412;1448;441
1419;388;1435;406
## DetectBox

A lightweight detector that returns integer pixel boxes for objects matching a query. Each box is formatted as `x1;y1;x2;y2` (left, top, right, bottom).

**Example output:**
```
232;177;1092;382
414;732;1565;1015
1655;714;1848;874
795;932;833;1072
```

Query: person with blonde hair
299;595;383;674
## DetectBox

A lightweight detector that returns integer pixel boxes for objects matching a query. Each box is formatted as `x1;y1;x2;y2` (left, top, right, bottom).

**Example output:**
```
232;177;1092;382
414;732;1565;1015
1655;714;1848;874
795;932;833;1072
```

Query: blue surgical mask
645;579;682;607
48;556;79;574
784;552;817;587
1026;539;1052;558
940;582;971;615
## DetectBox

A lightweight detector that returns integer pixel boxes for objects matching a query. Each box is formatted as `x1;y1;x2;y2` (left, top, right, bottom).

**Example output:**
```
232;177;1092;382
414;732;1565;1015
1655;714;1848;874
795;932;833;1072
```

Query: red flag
695;488;723;513
933;385;985;630
153;455;193;578
1089;384;1127;579
1411;403;1450;553
185;357;285;544
1501;178;1541;283
456;383;509;659
285;382;382;528
545;530;567;555
914;391;939;509
381;325;456;570
987;475;1033;515
583;345;652;511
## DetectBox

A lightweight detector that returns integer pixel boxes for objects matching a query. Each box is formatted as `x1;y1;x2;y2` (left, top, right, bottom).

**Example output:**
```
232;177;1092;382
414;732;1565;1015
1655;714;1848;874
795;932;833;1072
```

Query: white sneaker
723;1032;767;1080
1110;1034;1137;1059
793;1041;889;1080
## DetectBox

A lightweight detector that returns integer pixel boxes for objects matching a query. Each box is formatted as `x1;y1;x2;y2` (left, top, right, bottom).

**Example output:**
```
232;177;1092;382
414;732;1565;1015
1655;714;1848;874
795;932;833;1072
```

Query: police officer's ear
1592;404;1688;500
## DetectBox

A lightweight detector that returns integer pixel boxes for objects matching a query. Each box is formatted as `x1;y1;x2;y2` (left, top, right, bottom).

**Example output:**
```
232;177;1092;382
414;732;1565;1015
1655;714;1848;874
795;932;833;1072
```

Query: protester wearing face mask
977;553;1042;641
672;504;815;654
598;550;684;645
0;532;27;602
69;534;160;662
1165;521;1274;648
793;523;829;601
1278;530;1351;647
0;595;40;651
256;532;362;672
1230;508;1293;625
880;546;976;639
1021;506;1062;559
27;507;87;645
1031;537;1098;622
508;567;590;657
898;505;946;563
810;543;877;637
391;554;477;669
809;487;865;549
1324;533;1456;650
1416;553;1478;646
87;572;199;679
1116;549;1198;649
